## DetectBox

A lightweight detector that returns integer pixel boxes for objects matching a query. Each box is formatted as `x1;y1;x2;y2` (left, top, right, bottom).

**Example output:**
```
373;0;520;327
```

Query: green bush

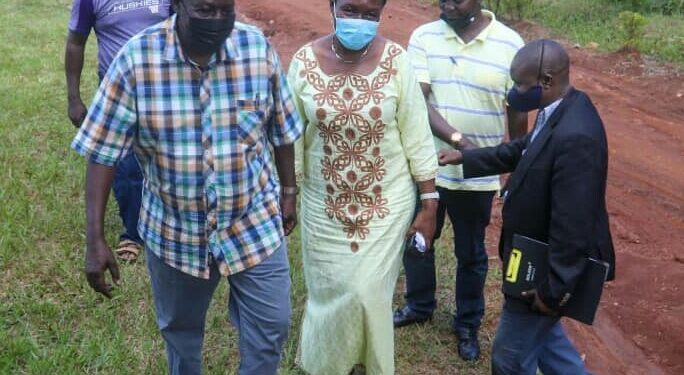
651;0;684;14
600;0;683;13
618;10;648;50
626;0;650;11
425;0;683;66
485;0;534;20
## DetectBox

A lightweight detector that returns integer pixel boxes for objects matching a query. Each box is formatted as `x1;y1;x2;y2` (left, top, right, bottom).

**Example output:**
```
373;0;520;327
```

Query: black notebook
503;234;610;325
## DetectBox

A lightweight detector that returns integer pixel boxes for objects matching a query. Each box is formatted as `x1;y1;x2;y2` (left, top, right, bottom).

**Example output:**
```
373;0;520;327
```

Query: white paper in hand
414;232;427;253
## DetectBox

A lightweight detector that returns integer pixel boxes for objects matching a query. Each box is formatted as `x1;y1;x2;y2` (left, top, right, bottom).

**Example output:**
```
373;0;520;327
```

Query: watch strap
419;192;440;200
281;185;299;195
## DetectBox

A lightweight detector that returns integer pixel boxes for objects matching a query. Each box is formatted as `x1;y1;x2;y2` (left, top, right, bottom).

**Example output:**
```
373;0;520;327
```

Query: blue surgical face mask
334;16;379;51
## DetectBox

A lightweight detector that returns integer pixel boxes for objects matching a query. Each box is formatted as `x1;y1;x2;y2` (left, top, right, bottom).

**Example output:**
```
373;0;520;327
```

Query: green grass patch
0;0;503;373
420;0;684;65
502;0;684;66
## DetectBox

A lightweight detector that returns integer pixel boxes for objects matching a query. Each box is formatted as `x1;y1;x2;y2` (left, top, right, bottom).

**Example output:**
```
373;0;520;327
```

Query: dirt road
238;1;684;373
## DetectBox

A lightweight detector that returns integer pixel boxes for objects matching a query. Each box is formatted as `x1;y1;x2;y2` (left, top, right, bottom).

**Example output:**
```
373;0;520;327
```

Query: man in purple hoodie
65;0;172;262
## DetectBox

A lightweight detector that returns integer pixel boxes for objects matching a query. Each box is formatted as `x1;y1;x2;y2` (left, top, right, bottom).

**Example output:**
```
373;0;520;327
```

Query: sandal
115;240;142;263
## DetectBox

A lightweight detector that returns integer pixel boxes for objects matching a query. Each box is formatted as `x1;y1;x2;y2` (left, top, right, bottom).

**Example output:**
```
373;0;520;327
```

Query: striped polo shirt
408;10;524;191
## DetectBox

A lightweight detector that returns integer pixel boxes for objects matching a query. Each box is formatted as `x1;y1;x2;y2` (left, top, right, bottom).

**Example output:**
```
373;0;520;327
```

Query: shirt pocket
235;96;266;147
213;94;268;158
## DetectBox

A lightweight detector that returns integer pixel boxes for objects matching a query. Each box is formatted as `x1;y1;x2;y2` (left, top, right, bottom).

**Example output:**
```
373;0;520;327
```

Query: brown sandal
115;240;142;263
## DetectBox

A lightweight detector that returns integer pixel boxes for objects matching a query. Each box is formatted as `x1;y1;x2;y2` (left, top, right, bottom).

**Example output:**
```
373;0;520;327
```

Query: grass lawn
0;1;503;373
493;0;684;66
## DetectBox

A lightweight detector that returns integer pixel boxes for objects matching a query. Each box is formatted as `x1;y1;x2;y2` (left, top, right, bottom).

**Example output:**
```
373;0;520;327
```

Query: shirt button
202;139;211;149
208;215;217;227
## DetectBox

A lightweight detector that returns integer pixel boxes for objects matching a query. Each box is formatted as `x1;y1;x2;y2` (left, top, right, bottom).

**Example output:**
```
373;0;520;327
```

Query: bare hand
406;199;437;250
281;193;298;236
85;238;120;298
521;289;556;316
68;98;87;128
437;149;463;166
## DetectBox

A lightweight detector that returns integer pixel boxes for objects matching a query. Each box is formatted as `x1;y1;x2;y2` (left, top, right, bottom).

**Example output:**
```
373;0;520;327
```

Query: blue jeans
146;245;292;375
402;189;494;331
112;153;143;244
491;305;590;375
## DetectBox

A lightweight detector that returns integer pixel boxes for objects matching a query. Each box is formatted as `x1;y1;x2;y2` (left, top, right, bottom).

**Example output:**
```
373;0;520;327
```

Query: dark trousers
491;305;589;375
403;188;495;331
112;153;143;244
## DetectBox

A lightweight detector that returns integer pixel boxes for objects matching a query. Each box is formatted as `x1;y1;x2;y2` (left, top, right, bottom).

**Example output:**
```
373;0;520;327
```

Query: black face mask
506;41;547;112
180;3;235;56
440;12;476;31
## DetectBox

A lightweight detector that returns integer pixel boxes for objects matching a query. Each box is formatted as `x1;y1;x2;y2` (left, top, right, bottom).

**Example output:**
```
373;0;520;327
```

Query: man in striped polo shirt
395;0;527;361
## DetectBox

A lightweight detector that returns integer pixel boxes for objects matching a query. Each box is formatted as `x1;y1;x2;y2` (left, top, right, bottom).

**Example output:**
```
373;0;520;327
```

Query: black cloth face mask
179;2;235;56
440;12;476;31
506;41;547;112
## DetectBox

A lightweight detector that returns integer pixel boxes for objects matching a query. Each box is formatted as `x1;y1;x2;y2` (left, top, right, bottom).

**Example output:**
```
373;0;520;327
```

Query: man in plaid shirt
72;0;302;373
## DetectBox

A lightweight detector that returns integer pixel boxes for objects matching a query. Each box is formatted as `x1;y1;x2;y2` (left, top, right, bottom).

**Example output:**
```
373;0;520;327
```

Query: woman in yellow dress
288;0;439;373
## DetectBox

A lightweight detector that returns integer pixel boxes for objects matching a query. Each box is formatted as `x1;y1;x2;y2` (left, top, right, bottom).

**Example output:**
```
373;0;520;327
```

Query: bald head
508;39;571;108
512;39;570;84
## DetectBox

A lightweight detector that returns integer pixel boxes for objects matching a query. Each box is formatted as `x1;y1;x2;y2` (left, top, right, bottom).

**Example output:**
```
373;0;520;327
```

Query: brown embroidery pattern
296;44;402;252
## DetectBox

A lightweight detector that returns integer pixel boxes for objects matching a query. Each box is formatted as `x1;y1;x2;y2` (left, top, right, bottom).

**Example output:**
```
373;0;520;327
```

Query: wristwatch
450;131;463;148
281;185;299;196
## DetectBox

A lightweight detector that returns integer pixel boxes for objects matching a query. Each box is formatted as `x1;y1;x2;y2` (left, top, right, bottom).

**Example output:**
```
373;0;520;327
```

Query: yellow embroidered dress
288;41;438;375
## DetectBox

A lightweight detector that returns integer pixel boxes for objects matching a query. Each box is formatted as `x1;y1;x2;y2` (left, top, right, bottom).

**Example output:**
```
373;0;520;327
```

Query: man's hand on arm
85;161;119;298
273;144;298;236
437;149;463;166
454;135;478;150
65;31;89;128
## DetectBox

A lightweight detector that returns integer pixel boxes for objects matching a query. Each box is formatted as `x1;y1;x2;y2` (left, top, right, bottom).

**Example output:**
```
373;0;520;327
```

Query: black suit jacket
462;88;615;311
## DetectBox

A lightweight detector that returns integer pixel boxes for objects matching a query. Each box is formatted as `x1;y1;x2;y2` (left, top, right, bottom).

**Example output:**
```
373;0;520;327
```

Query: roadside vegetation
424;0;684;66
493;0;684;65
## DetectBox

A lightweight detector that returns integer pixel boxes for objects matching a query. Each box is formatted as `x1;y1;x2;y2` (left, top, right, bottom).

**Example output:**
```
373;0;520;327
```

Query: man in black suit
438;39;615;375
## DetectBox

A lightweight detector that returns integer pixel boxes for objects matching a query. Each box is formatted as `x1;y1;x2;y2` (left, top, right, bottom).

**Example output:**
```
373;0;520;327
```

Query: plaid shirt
72;16;302;278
